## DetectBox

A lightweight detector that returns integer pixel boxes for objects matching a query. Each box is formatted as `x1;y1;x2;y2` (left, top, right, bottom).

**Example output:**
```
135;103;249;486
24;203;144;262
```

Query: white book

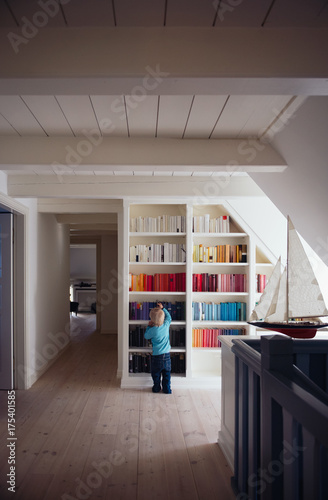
204;214;210;233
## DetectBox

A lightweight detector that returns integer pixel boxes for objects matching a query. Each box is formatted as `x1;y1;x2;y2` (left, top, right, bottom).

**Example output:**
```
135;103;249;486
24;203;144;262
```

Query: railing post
260;335;293;500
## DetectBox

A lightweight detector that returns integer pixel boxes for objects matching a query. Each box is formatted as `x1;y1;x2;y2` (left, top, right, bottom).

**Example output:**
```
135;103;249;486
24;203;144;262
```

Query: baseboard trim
100;329;117;335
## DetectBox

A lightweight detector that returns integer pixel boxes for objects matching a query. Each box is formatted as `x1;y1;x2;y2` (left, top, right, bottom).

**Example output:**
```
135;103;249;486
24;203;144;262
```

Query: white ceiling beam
0;27;328;95
0;137;286;172
38;198;123;213
8;174;265;199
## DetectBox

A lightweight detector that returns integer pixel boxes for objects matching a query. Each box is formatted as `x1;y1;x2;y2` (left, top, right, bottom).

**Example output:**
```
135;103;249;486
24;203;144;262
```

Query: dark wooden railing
231;335;328;500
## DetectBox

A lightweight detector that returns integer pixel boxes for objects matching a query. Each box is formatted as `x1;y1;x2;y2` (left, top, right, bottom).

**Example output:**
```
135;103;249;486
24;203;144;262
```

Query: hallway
0;315;235;500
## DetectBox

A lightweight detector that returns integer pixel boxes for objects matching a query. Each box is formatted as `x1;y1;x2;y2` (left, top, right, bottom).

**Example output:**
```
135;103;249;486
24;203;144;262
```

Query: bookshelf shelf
193;232;247;238
128;347;185;353
121;201;273;388
192;347;221;352
192;321;248;327
129;262;186;266
130;232;187;237
129;320;186;325
129;291;186;296
192;263;249;267
192;292;248;297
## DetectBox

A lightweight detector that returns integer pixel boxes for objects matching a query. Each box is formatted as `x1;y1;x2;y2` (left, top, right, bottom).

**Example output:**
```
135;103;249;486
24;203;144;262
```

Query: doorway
69;236;102;334
70;243;97;312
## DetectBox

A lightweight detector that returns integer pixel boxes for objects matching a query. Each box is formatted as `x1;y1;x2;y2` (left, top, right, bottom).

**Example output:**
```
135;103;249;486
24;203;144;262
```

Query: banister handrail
231;338;261;374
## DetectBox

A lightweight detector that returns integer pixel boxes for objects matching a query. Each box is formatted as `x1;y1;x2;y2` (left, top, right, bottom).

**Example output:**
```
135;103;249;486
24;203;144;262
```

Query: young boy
144;302;172;394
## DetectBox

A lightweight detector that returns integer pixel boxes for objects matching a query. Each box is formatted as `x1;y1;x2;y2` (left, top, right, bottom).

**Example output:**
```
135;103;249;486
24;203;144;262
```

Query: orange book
220;245;224;262
194;329;197;347
225;244;230;263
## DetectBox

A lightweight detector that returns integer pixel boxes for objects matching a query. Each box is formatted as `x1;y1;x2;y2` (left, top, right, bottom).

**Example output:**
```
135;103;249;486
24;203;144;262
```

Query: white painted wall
229;196;287;263
250;96;328;259
27;213;70;386
0;191;70;389
70;246;96;280
229;194;328;311
100;234;118;334
0;171;8;194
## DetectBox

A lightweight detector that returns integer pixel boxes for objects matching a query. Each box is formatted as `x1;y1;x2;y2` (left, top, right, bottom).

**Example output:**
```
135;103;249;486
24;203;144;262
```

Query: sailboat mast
287;215;290;323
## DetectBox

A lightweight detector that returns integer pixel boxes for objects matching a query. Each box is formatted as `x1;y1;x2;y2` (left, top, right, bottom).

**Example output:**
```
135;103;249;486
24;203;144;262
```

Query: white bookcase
191;204;249;378
120;200;273;388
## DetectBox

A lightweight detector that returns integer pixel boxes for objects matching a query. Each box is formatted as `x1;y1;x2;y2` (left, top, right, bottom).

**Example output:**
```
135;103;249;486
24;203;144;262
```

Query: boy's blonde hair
149;307;164;326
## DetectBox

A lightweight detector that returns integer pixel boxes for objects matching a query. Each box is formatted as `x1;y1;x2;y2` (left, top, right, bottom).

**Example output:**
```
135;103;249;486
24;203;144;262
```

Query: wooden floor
0;314;235;500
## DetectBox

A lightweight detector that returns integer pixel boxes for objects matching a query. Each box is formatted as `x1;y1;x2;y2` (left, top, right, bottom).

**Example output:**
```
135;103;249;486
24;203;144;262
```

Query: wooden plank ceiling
0;93;294;140
0;0;327;176
1;0;327;28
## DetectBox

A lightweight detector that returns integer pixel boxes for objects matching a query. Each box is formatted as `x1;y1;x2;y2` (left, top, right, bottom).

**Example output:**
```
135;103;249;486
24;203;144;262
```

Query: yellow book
205;246;209;263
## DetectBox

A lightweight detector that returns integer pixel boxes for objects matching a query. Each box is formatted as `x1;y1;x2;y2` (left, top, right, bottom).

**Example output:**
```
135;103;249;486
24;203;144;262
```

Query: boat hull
248;321;328;339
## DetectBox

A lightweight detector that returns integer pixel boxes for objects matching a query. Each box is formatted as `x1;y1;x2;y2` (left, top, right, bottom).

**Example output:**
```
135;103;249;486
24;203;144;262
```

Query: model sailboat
248;217;328;338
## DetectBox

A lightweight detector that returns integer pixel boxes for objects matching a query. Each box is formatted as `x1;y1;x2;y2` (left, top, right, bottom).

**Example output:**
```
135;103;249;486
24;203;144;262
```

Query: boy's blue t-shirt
144;308;172;355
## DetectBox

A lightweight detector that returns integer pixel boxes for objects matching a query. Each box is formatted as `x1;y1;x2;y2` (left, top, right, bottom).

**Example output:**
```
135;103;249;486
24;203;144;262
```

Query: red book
163;274;168;291
235;274;239;292
195;274;199;292
206;329;210;347
177;273;181;291
214;274;218;292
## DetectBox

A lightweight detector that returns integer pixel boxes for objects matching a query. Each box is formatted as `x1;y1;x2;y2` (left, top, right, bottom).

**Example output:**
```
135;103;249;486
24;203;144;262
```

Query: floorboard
0;313;235;500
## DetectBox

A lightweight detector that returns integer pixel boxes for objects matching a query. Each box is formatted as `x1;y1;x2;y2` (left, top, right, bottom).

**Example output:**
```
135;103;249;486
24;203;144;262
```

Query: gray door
0;213;14;389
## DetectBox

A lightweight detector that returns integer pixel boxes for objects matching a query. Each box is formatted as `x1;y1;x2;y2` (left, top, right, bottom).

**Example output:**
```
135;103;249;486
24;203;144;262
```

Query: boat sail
248;217;328;338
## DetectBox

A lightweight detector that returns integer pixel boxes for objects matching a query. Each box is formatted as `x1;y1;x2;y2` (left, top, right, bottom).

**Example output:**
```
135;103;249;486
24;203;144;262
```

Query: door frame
0;194;27;389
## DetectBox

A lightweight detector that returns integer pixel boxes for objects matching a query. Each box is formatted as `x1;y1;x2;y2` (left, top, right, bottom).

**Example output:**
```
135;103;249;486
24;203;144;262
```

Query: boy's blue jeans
151;352;172;394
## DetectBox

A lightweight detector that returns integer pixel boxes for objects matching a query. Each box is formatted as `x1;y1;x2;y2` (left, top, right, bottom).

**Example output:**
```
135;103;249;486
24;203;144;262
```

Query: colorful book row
192;328;246;348
129;301;185;321
129;273;186;292
130;215;186;233
192;214;230;233
256;274;267;293
129;243;186;263
192;273;247;292
129;352;186;373
129;325;186;348
193;244;247;263
192;301;247;321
